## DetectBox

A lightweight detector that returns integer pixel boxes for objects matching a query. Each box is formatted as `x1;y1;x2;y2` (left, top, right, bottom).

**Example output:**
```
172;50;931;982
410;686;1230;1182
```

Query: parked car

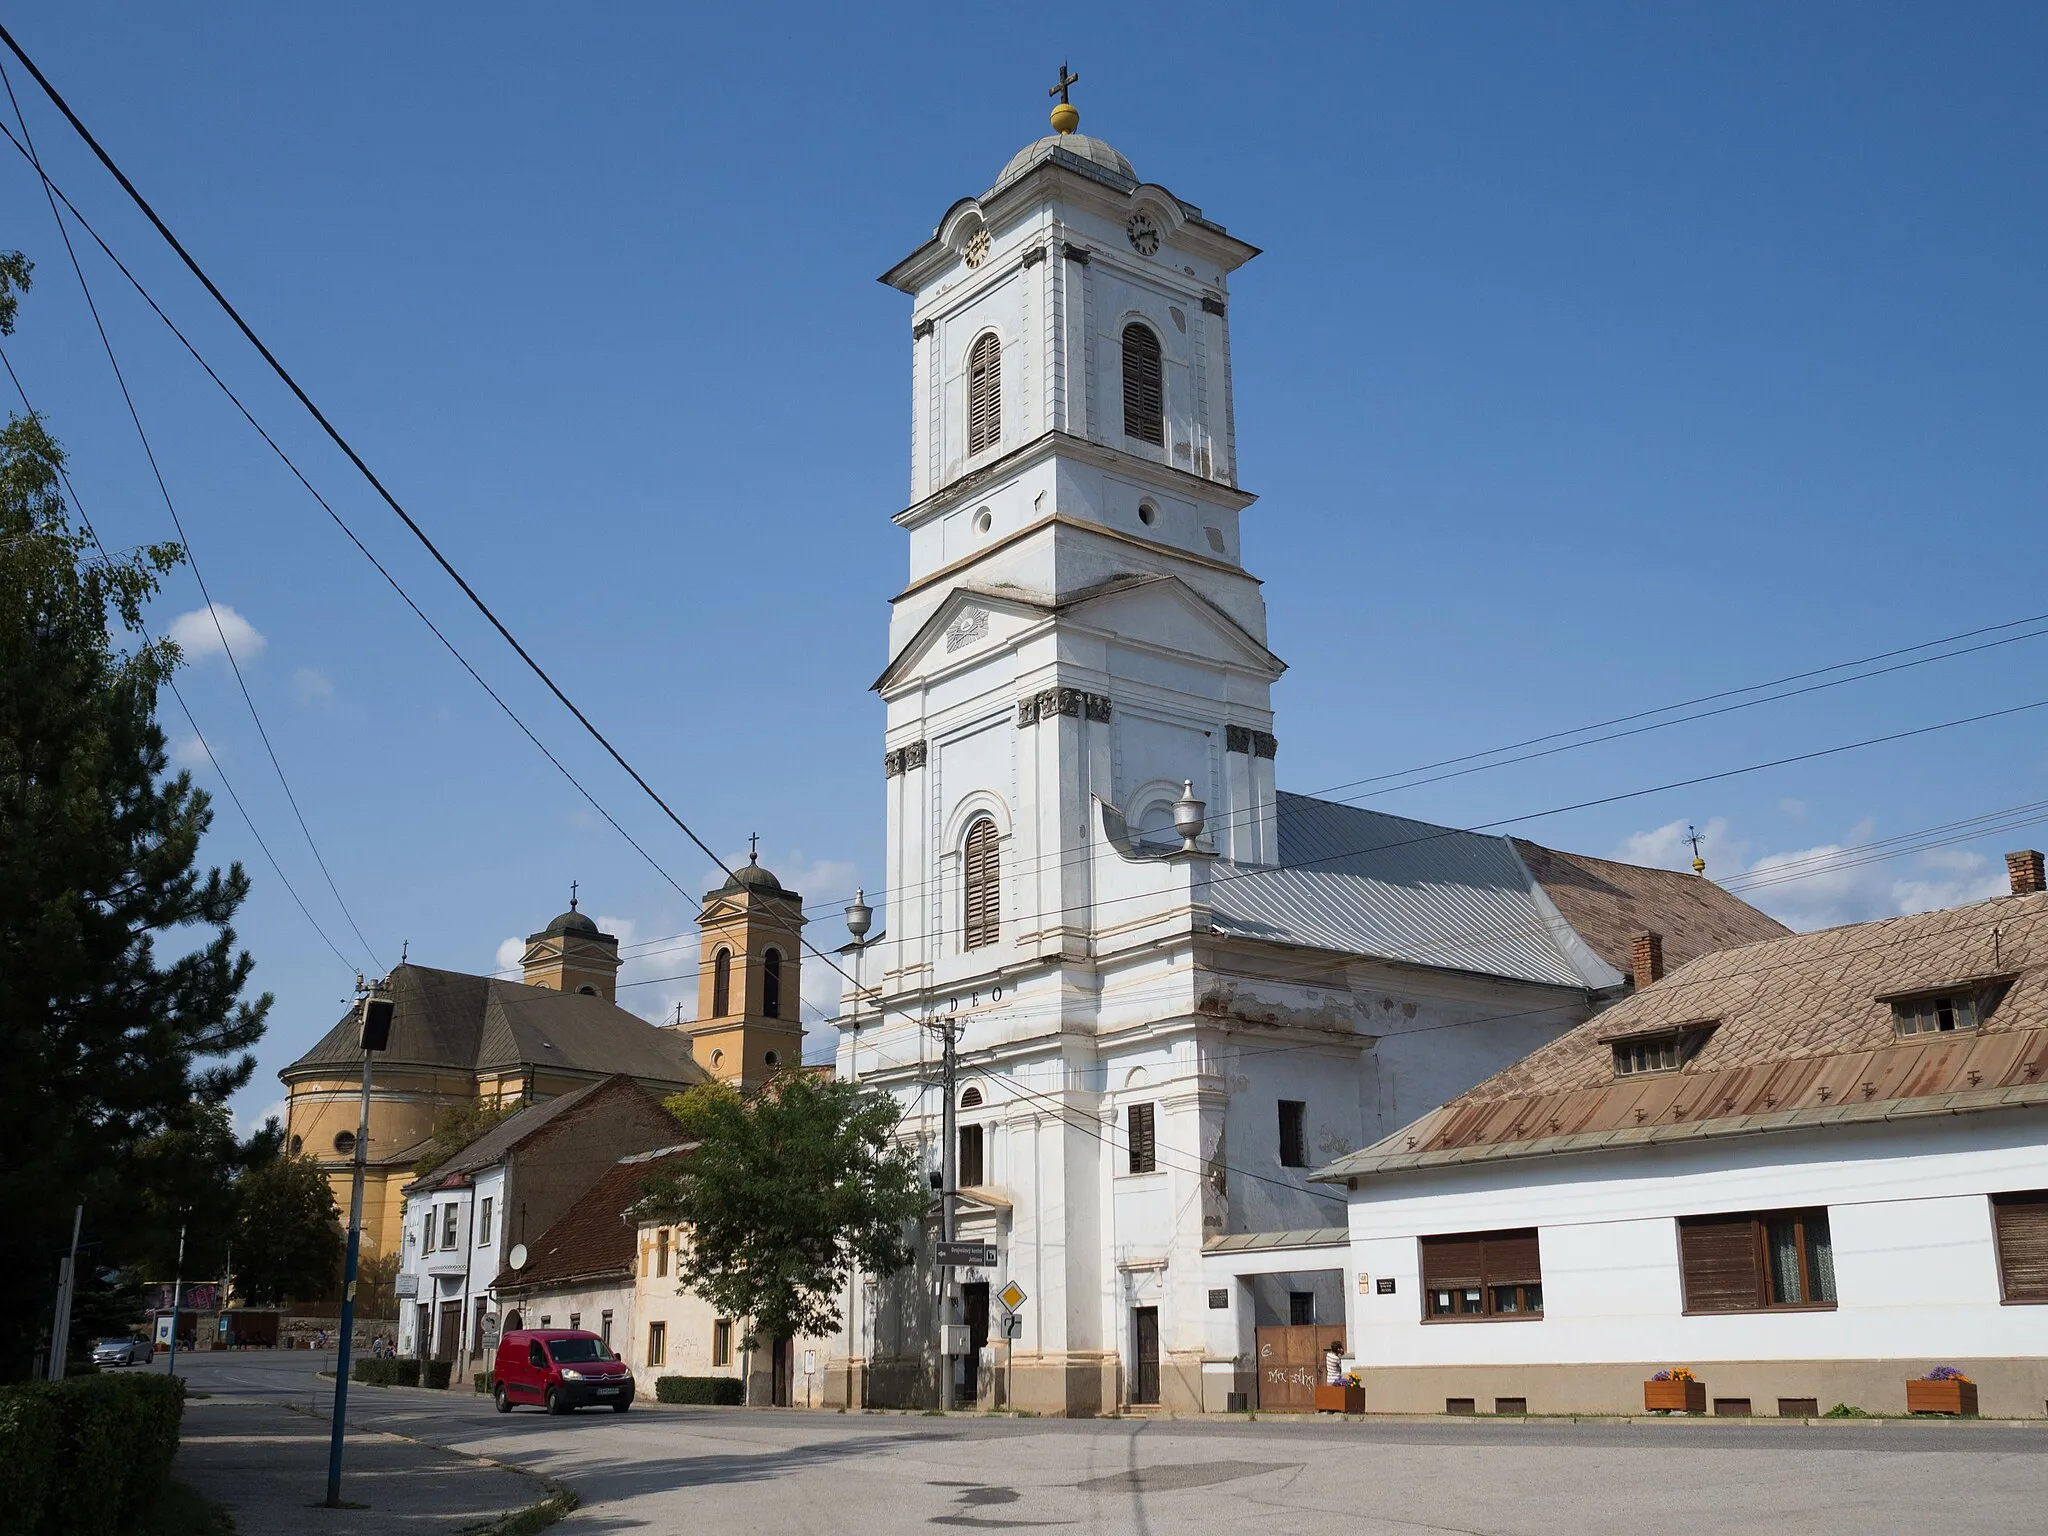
90;1336;147;1367
491;1329;633;1415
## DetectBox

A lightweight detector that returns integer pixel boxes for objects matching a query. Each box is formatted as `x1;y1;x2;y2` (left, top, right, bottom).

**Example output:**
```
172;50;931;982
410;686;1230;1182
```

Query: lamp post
325;976;393;1509
844;890;873;1082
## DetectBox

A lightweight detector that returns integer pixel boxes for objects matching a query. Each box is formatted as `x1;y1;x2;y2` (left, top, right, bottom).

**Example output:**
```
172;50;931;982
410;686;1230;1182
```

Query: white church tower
831;77;1744;1417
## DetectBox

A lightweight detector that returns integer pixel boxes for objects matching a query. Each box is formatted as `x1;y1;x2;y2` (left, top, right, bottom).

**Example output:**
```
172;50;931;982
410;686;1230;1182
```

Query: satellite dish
507;1243;529;1271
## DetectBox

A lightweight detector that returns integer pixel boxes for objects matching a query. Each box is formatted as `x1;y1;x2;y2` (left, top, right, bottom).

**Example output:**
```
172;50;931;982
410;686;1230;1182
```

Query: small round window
1138;501;1157;526
711;1049;725;1068
974;509;993;535
332;1130;356;1156
765;1050;780;1068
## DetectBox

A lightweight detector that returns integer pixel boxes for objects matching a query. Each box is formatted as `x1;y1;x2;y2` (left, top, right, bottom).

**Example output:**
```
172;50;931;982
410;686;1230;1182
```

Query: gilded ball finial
1048;62;1080;134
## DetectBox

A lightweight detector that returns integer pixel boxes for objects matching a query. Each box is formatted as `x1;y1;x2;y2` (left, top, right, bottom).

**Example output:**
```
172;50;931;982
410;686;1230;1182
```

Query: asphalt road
170;1350;2048;1534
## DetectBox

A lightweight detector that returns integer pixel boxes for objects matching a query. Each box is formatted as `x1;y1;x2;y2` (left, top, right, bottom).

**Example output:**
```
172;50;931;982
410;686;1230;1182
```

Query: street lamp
326;975;392;1509
843;891;874;1082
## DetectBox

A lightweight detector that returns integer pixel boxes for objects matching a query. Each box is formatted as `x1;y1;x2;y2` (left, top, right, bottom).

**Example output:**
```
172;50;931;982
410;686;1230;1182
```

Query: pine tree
0;254;272;1377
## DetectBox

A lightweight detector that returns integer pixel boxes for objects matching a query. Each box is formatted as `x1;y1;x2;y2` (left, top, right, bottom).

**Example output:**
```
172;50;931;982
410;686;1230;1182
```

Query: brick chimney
1631;930;1665;990
2010;849;2046;896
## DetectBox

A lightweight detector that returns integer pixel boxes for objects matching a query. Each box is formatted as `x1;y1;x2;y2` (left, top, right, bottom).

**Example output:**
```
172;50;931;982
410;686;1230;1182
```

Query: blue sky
7;3;2045;1129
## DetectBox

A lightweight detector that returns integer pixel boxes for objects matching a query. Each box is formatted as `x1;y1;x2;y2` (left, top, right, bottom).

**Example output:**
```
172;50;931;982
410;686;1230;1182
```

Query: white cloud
166;732;210;769
1778;798;1807;820
168;603;266;665
495;935;525;975
1616;815;2011;932
237;1097;287;1140
290;667;333;705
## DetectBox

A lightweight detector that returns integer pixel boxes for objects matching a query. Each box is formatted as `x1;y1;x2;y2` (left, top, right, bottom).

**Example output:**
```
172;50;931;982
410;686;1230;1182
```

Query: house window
963;817;1000;950
967;332;1001;455
422;1208;435;1253
1892;987;1995;1037
1121;323;1163;444
1288;1291;1315;1326
1992;1191;2048;1303
1126;1103;1157;1175
569;1312;581;1330
1610;1025;1712;1077
478;1197;494;1247
656;1228;669;1279
600;1311;613;1350
1678;1209;1837;1312
958;1123;984;1188
646;1320;667;1368
713;1318;733;1367
960;1086;983;1109
333;1130;356;1156
1278;1100;1307;1168
1420;1229;1543;1320
712;947;732;1017
441;1204;459;1248
762;948;783;1019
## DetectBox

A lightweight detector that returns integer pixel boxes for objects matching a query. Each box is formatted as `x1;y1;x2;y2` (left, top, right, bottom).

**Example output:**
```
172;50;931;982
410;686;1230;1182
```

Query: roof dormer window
1888;978;2009;1038
1606;1022;1715;1079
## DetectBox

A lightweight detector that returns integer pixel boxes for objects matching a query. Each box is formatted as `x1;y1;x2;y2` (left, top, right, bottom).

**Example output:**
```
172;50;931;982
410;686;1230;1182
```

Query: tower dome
994;132;1137;194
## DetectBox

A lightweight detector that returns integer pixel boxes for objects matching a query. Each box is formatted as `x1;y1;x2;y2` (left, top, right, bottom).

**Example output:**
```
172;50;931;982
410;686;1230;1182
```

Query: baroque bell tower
684;842;806;1090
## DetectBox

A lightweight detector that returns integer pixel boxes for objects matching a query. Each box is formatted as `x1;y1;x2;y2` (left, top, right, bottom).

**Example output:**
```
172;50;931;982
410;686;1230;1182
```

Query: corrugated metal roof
1207;794;1616;989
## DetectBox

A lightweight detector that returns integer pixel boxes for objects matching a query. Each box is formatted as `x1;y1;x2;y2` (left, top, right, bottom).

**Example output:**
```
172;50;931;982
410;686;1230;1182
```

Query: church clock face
964;228;991;269
1126;212;1160;257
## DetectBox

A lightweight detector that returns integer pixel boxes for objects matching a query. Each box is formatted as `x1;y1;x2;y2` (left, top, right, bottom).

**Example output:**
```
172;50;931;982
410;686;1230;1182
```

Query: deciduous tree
633;1074;926;1347
232;1152;344;1306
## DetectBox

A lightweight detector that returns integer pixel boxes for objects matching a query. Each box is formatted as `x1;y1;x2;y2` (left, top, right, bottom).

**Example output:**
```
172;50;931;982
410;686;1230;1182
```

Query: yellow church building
280;867;809;1262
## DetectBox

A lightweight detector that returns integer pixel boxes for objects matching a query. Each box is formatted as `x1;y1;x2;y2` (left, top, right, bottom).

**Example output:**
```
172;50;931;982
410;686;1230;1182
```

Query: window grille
967;333;1001;454
963;818;1000;950
1122;323;1163;444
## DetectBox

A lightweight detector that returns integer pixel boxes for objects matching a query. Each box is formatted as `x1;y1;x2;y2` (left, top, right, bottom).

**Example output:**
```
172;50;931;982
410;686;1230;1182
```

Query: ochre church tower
686;848;806;1090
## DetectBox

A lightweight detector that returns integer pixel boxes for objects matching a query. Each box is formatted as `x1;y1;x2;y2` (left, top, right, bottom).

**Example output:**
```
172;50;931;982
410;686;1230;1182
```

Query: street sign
1000;1311;1023;1340
997;1280;1027;1311
936;1240;997;1268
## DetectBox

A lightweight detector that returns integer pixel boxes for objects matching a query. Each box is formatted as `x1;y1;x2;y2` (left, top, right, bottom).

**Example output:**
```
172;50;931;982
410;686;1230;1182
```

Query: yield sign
997;1279;1027;1312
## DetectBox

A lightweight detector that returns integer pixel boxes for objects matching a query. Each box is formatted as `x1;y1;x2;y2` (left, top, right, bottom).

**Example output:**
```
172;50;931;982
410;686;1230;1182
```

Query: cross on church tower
1049;62;1079;104
568;879;579;911
1048;63;1080;133
748;832;760;863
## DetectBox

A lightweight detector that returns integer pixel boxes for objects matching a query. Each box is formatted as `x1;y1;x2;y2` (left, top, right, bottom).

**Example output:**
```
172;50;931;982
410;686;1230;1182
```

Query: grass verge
468;1484;579;1536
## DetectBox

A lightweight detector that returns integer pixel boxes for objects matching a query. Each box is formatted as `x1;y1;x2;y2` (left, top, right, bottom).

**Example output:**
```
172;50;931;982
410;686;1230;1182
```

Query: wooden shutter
958;1124;984;1188
967;334;1001;455
1679;1215;1764;1312
1484;1230;1542;1285
1419;1233;1486;1289
963;818;999;949
1128;1102;1156;1174
1994;1192;2048;1302
1122;323;1163;444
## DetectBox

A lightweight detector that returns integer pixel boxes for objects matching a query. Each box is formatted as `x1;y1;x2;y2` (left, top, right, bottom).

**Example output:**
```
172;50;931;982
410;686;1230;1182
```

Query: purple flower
1652;1370;1672;1381
1924;1365;1966;1381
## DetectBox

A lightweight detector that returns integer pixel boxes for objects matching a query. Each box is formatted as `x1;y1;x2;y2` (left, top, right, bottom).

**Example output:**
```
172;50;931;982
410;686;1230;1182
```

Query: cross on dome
1048;62;1080;134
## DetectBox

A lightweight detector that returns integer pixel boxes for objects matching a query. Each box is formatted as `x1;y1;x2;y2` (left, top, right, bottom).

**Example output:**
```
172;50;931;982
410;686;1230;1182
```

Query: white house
393;1075;683;1373
1317;851;2048;1418
829;94;1787;1417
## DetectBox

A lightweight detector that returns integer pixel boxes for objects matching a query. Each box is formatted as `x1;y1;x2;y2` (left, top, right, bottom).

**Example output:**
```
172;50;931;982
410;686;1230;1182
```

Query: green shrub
0;1373;184;1535
351;1357;421;1388
654;1375;744;1405
474;1371;492;1394
421;1361;453;1390
1824;1402;1873;1417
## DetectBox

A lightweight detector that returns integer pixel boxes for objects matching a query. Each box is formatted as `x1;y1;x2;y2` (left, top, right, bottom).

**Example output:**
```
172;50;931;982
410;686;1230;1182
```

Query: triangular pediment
1054;573;1286;679
872;585;1056;694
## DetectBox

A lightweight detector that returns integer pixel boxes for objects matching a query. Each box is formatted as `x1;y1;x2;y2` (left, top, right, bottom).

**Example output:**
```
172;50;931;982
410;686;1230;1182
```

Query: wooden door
771;1337;793;1407
1255;1325;1323;1412
1132;1307;1160;1404
435;1302;462;1363
963;1283;990;1404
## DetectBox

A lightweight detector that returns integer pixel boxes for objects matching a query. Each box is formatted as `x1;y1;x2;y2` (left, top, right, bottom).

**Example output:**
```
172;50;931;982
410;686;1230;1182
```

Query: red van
492;1329;634;1414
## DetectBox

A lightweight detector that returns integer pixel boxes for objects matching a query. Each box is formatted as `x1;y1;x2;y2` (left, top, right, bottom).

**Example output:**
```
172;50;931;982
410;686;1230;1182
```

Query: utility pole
46;1203;83;1380
326;975;392;1509
164;1220;187;1380
926;1013;961;1409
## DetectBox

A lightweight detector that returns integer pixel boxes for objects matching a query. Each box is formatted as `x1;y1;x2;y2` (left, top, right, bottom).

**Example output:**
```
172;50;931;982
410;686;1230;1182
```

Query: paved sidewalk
176;1396;546;1534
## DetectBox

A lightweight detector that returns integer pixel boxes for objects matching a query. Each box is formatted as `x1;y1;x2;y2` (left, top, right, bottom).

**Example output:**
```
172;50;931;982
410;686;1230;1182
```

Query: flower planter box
1643;1379;1706;1414
1314;1383;1365;1414
1906;1379;1978;1416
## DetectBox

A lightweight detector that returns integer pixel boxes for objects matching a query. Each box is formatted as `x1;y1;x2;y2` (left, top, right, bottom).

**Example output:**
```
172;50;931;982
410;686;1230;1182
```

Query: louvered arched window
762;948;783;1018
967;333;1002;455
711;947;731;1016
1121;323;1163;445
963;817;1000;950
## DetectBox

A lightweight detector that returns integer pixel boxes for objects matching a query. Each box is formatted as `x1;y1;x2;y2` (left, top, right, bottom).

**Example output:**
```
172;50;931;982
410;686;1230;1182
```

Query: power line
0;36;866;1002
2;59;379;970
0;109;705;919
0;344;360;974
